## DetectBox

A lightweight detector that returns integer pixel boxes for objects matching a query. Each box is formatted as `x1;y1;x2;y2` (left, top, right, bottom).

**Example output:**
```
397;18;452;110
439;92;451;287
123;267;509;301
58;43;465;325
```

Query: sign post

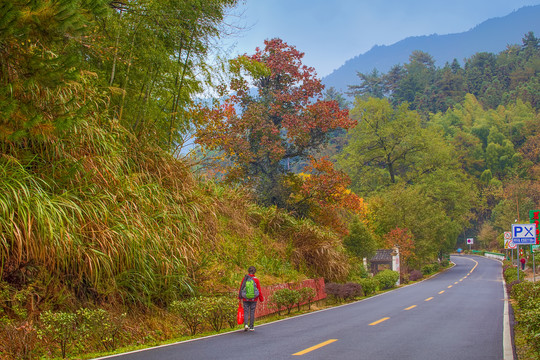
467;238;473;251
513;224;537;281
530;210;539;282
504;231;516;261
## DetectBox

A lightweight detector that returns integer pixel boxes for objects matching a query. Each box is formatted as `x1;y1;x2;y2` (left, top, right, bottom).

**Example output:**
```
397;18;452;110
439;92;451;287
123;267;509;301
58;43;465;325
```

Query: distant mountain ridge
322;5;540;94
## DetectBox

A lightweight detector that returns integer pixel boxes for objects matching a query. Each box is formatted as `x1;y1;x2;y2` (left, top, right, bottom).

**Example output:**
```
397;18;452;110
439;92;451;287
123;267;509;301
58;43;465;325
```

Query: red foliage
195;39;354;185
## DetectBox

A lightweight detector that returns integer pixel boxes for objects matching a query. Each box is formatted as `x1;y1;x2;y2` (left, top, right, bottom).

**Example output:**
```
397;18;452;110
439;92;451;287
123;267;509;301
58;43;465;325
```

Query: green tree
343;217;377;260
337;98;427;194
77;0;238;152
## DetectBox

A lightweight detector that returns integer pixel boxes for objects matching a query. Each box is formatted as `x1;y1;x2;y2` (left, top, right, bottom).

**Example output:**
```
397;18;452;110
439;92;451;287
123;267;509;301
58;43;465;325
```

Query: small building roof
369;249;393;263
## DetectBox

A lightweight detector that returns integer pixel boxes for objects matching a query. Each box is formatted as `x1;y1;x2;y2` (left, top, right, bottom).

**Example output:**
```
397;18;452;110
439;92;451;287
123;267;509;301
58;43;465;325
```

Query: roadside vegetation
0;1;538;359
503;261;540;360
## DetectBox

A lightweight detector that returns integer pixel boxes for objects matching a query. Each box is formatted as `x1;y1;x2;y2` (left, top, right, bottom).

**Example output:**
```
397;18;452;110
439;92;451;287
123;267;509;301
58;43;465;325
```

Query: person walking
520;256;526;270
238;266;264;331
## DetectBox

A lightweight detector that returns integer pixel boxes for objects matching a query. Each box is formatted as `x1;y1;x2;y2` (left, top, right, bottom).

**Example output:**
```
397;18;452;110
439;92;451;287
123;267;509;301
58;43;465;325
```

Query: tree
391;50;436;110
347;69;387;99
291;157;364;233
383;228;416;271
89;0;238;151
0;0;110;145
195;39;354;207
337;98;427;194
343;217;377;260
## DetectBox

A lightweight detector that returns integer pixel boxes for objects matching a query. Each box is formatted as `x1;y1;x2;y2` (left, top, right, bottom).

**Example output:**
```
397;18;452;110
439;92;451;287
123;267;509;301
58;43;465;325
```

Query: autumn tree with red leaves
195;39;355;208
383;227;416;271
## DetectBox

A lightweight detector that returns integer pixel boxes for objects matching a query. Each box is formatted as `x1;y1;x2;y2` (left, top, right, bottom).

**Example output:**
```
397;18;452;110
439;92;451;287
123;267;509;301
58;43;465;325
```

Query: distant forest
344;31;539;113
328;32;539;251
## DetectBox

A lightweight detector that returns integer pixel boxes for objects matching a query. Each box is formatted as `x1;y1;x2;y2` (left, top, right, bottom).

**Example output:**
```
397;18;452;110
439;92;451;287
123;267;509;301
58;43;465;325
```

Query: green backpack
241;275;259;300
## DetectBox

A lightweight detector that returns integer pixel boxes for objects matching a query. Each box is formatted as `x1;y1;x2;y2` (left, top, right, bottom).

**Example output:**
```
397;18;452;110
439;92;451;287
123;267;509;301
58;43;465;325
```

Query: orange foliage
383;227;416;268
299;157;365;234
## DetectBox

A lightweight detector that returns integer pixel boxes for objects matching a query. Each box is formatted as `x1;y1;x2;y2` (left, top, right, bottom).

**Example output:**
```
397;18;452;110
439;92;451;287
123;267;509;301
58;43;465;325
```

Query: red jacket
238;274;264;302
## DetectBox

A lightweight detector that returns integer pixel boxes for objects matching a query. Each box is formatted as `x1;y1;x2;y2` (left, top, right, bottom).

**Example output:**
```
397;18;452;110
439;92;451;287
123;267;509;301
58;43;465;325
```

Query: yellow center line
454;281;459;284
293;339;338;356
369;317;390;326
425;297;434;301
448;285;453;288
459;279;464;281
404;305;417;310
438;290;445;294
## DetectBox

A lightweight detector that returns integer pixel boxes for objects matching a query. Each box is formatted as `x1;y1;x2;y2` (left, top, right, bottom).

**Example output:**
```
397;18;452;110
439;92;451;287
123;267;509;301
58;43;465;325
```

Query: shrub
270;288;300;315
324;282;363;302
0;320;37;360
204;297;231;332
409;269;423;281
37;310;77;359
298;287;317;310
507;280;522;295
170;297;208;335
76;308;125;352
324;283;342;303
358;278;378;296
221;296;239;329
510;282;540;355
504;267;518;284
440;259;449;268
400;273;410;284
421;263;440;275
374;270;399;290
341;282;363;299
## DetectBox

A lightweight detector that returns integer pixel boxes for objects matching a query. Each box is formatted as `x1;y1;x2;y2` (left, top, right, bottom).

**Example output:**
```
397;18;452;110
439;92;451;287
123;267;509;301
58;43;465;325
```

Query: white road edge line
475;255;514;360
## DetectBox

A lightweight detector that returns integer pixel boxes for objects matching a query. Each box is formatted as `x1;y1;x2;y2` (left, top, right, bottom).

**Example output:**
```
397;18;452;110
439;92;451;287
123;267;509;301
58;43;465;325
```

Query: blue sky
223;0;540;77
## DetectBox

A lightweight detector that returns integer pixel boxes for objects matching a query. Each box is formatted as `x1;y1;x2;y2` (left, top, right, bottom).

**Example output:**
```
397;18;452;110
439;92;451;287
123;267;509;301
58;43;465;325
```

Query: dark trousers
243;300;257;328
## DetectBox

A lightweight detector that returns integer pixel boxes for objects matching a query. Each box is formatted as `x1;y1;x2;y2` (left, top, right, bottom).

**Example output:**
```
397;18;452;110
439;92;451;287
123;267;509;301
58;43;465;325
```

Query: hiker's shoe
249;327;254;331
244;325;249;331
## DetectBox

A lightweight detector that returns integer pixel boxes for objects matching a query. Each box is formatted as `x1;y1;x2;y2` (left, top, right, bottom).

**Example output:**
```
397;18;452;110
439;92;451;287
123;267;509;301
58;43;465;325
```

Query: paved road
96;255;508;360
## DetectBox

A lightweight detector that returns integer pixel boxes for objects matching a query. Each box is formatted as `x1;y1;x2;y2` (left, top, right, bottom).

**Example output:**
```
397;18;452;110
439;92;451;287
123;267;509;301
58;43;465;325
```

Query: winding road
96;255;511;360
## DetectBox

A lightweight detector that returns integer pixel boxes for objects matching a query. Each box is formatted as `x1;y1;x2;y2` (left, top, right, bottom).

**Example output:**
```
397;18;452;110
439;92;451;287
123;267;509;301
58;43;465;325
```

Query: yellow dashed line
369;317;390;326
439;290;445;294
404;305;417;310
425;297;434;301
448;285;453;288
293;339;338;356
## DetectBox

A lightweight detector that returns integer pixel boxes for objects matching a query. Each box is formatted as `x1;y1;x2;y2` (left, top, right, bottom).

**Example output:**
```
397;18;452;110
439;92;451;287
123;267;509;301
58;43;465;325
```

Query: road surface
96;255;510;360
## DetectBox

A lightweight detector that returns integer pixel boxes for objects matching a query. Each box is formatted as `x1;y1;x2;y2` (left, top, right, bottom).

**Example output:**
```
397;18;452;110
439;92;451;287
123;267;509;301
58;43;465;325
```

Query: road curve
95;255;509;360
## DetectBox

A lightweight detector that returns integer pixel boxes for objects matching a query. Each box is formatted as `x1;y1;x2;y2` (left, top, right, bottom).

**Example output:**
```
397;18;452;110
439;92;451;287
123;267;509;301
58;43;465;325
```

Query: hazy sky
224;0;540;77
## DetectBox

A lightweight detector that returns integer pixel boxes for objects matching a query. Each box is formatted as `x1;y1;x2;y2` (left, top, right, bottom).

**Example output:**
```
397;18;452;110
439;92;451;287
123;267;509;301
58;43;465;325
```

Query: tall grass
1;111;350;311
1;117;205;306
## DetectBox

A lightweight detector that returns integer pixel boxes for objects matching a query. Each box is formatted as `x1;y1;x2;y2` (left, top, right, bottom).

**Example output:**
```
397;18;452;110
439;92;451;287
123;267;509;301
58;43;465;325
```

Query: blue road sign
512;224;537;245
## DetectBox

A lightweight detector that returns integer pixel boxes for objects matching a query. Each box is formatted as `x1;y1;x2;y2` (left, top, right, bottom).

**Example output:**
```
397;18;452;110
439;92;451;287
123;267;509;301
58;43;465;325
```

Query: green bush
510;282;540;356
271;288;300;315
358;278;378;296
37;310;77;359
421;263;440;275
204;297;226;331
76;308;125;352
170;297;208;335
298;287;317;310
221;296;240;329
374;270;399;290
440;259;449;268
504;267;518;284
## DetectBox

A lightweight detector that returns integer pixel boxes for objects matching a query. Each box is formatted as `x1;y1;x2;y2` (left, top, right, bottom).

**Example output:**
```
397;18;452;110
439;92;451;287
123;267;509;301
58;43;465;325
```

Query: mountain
322;5;540;94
